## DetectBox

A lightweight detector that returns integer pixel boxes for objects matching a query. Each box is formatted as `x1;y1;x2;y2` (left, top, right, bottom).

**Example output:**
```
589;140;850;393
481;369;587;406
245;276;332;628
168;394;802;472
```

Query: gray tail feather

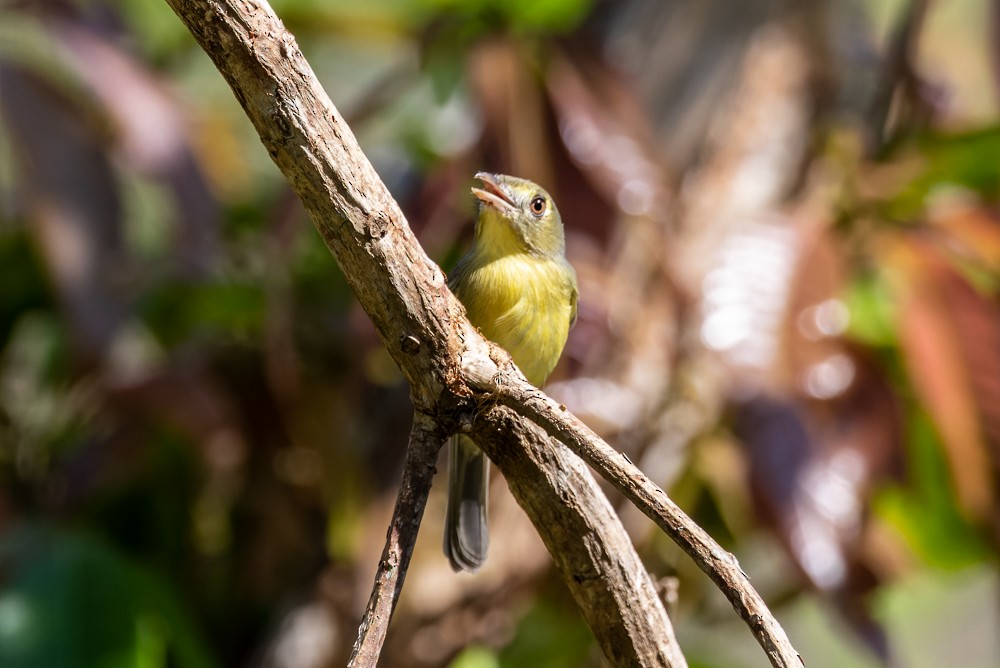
443;435;489;572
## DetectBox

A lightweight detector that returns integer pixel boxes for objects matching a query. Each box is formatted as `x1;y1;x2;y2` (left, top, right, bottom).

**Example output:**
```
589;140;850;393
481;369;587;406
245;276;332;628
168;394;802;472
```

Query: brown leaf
886;236;994;519
928;199;1000;277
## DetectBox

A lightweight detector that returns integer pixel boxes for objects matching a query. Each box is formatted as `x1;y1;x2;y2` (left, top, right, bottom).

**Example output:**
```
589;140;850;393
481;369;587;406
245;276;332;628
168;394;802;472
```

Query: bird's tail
443;435;489;572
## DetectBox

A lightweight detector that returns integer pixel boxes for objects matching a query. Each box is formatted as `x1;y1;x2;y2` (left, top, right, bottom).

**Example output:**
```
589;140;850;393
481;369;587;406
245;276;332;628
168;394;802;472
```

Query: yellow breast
452;253;576;387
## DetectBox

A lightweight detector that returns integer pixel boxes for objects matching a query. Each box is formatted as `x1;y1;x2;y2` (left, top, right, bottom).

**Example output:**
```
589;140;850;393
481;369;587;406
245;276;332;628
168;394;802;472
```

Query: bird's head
471;172;565;258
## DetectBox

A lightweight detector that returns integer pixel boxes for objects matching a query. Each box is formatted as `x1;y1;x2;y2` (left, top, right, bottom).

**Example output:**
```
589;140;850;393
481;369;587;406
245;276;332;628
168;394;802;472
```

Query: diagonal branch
465;370;803;668
473;403;688;667
348;412;443;668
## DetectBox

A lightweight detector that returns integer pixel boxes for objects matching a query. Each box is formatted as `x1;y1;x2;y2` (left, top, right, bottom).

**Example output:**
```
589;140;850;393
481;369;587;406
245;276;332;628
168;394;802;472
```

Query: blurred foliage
0;0;999;667
0;525;215;668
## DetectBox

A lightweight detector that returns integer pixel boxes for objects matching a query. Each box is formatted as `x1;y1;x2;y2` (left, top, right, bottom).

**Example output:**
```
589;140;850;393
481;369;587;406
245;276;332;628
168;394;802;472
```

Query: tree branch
473;404;687;667
162;1;799;667
348;412;442;668
469;374;803;668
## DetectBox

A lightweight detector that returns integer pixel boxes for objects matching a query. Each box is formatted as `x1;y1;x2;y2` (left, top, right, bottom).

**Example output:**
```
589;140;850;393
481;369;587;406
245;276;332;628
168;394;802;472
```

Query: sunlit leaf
449;645;500;668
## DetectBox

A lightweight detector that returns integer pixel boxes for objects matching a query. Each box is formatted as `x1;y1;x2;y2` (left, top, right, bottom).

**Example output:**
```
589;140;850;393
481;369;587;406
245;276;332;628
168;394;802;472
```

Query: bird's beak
471;172;516;214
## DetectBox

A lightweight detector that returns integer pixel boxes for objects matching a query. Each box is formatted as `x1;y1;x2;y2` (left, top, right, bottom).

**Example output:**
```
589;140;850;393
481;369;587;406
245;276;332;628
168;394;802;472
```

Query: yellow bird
445;172;578;572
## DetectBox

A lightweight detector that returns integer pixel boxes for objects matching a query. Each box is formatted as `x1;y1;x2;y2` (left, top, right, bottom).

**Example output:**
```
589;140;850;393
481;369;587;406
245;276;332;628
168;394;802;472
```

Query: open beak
471;172;516;214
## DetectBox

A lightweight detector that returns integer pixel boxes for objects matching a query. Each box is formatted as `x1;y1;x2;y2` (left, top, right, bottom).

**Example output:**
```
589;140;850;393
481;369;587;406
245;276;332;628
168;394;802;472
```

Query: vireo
444;172;578;572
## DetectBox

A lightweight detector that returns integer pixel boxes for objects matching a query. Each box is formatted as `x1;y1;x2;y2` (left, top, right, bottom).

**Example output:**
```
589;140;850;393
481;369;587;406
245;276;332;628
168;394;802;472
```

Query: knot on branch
399;334;421;354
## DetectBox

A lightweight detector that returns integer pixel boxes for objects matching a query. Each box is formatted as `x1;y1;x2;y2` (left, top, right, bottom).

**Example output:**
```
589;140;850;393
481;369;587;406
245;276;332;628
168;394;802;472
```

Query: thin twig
471;373;802;668
349;412;443;668
866;0;933;156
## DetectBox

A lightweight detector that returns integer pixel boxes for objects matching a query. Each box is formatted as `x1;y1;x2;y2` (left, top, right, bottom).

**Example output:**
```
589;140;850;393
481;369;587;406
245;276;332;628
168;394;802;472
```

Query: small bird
444;172;578;572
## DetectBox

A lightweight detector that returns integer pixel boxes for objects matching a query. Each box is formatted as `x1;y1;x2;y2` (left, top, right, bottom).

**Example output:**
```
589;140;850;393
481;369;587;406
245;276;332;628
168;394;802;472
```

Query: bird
444;172;578;572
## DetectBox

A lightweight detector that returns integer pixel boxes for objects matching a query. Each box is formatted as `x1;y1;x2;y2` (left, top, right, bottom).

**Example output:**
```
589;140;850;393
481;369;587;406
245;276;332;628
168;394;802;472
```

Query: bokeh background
1;0;999;666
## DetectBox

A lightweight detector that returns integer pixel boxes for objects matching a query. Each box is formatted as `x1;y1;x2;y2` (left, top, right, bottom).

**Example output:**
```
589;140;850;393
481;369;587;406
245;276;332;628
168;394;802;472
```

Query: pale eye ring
529;195;547;217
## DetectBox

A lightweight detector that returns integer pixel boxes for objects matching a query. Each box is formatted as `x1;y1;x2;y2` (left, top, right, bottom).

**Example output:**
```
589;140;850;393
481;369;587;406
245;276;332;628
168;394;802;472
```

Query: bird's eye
529;195;547;217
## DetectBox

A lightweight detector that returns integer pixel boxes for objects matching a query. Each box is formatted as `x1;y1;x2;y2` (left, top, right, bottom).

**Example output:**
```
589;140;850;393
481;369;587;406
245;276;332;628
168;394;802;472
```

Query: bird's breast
453;253;575;387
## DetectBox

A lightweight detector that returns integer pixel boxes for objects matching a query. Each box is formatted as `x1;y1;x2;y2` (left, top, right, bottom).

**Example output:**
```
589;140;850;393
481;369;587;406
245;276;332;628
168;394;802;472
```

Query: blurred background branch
1;0;999;667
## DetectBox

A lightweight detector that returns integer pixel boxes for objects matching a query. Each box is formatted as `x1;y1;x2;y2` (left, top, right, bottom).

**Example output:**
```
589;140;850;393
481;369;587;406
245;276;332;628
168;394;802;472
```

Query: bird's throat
473;209;526;260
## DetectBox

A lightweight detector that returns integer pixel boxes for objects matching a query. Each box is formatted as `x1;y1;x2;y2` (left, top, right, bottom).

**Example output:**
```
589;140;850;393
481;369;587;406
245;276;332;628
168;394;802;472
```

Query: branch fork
163;1;801;666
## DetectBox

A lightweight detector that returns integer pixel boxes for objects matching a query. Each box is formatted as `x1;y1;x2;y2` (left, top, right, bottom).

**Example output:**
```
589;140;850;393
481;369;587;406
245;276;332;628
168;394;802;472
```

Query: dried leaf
884;236;994;519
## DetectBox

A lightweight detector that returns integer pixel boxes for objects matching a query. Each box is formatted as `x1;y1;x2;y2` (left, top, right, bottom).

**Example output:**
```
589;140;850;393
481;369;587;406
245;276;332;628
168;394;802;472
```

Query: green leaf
874;412;988;569
0;525;217;668
499;599;593;668
449;646;501;668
